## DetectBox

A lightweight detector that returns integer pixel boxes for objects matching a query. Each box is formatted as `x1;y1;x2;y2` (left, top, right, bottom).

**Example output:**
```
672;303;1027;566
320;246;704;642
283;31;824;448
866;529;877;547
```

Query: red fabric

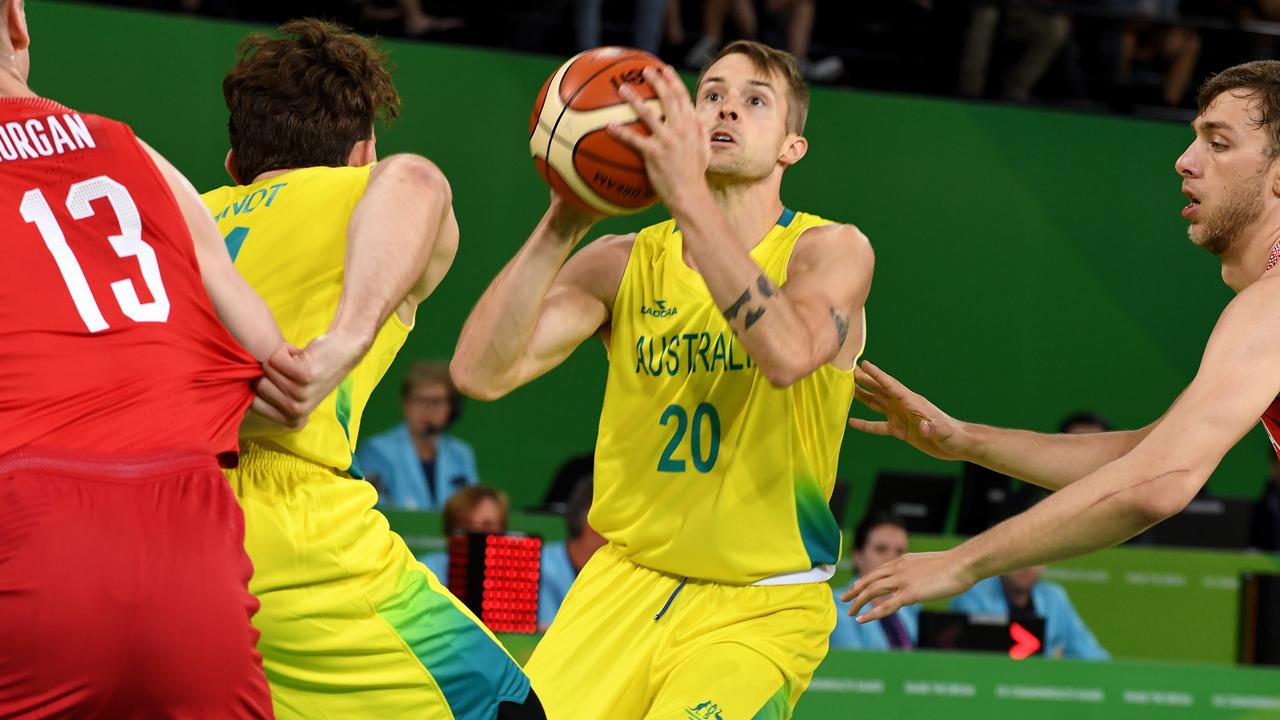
0;97;258;462
0;448;272;719
1263;398;1280;457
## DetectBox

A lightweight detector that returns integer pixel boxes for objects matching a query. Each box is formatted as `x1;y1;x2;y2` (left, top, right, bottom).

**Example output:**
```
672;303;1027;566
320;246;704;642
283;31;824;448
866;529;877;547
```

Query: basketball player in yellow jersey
200;20;544;720
454;40;873;718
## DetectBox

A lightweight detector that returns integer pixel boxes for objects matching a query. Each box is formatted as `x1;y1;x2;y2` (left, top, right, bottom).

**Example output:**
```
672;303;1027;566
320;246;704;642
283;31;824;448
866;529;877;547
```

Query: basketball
529;47;664;216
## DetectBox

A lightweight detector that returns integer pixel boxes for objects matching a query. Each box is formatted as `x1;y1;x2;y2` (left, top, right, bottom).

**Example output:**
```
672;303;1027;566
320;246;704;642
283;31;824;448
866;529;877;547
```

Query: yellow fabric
226;442;528;720
525;543;832;719
201;166;410;474
592;209;861;583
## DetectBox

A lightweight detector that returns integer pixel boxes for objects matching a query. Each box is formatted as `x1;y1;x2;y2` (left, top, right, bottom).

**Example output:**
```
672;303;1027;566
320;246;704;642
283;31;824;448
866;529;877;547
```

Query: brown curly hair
1198;60;1280;160
222;18;401;182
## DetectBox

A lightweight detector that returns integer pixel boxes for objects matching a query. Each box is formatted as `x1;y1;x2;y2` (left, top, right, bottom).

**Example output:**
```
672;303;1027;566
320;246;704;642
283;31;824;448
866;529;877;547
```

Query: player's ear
348;135;377;168
8;0;30;53
779;133;807;167
223;149;243;185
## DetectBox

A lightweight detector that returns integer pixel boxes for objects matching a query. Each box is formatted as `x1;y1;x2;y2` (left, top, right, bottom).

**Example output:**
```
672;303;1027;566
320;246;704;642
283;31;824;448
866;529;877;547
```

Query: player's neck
706;177;785;250
1220;218;1280;292
0;65;34;99
250;168;295;185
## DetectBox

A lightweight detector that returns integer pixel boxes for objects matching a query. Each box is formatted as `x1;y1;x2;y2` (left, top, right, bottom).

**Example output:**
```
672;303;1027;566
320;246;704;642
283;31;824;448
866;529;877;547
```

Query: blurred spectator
958;0;1072;102
1249;447;1280;551
538;478;607;630
575;0;667;54
361;0;464;37
684;0;844;81
419;485;510;580
1101;0;1201;106
830;512;918;650
950;566;1110;660
359;361;479;510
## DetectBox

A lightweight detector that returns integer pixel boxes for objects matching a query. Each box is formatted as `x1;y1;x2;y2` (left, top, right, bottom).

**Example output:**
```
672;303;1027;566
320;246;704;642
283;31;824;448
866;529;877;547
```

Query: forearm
954;453;1183;580
452;210;588;396
672;190;827;385
961;423;1153;491
329;155;451;352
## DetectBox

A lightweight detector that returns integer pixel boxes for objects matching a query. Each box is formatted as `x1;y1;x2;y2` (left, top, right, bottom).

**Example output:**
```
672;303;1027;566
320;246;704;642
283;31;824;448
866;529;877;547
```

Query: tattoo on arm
831;307;849;347
756;274;776;298
723;289;751;321
745;306;766;329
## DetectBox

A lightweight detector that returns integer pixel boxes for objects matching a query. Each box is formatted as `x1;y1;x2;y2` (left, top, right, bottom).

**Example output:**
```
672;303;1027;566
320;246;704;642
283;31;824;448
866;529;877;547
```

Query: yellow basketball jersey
592;209;861;584
201;165;410;475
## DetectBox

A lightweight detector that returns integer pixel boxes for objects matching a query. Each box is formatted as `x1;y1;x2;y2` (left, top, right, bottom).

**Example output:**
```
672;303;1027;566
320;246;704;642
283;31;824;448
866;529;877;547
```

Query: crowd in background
79;0;1280;118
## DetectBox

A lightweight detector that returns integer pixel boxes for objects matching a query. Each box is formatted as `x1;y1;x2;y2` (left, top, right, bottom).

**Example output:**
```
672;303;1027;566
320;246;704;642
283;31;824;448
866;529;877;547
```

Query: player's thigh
647;642;792;720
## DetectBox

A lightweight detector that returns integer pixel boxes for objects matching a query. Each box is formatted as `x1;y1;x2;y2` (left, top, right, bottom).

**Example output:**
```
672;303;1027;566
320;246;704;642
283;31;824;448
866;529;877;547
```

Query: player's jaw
1184;175;1266;256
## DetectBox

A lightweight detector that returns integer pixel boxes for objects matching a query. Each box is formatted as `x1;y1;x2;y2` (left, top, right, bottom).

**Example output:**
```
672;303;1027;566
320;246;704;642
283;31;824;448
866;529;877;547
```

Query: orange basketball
529;47;663;216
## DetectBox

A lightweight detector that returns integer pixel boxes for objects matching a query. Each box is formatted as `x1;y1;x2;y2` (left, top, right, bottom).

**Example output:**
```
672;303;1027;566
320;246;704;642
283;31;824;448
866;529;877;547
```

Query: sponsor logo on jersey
640;299;678;318
686;700;724;719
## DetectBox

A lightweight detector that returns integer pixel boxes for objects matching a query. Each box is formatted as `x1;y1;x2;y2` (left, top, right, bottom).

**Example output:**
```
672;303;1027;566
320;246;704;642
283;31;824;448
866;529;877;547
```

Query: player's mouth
710;129;737;146
1181;186;1202;220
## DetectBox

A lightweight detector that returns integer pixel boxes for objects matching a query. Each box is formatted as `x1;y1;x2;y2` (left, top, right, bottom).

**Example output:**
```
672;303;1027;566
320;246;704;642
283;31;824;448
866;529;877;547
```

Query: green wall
30;2;1271;517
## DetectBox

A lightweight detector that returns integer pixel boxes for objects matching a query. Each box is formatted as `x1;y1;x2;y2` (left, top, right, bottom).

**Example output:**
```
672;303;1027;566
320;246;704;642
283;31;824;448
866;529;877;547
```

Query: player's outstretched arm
843;276;1280;621
609;65;871;386
850;360;1156;491
139;140;311;428
451;193;630;400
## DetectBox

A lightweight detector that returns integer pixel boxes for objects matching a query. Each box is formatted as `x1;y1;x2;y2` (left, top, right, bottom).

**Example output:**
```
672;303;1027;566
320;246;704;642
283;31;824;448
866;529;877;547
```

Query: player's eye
750;96;765;107
1209;141;1227;151
705;92;721;102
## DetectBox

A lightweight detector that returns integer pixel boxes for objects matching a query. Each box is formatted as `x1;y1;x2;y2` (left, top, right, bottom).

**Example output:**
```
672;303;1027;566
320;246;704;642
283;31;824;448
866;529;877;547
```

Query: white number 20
20;176;170;332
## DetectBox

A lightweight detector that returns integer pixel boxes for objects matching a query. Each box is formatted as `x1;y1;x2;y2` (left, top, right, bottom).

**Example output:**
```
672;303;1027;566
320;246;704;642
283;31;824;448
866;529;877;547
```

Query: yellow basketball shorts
226;442;532;719
525;543;835;719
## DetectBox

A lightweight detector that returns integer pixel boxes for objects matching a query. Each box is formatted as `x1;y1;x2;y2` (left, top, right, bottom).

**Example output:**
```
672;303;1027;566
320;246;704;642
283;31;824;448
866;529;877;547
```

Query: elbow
1129;468;1203;525
449;358;508;402
759;358;808;389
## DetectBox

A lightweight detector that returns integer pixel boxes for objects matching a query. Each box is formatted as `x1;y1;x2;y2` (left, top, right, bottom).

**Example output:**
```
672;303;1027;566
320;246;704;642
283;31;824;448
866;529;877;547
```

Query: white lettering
46;116;77;154
6;122;38;159
25;119;53;156
63;113;95;149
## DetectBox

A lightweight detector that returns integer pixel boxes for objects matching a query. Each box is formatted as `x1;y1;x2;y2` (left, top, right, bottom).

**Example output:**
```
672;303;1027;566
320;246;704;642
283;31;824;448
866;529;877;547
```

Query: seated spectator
958;0;1071;102
359;361;478;510
419;485;510;581
1249;447;1280;551
831;512;918;650
950;566;1109;660
538;478;607;630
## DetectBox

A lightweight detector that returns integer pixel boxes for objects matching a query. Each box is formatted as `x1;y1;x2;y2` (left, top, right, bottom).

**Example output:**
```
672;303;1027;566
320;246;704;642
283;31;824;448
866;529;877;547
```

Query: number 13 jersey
593;208;861;584
0;97;258;462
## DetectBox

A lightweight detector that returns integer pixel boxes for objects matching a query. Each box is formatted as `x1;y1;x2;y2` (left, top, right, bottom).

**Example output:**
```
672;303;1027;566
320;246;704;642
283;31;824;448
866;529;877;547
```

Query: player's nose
1175;144;1199;177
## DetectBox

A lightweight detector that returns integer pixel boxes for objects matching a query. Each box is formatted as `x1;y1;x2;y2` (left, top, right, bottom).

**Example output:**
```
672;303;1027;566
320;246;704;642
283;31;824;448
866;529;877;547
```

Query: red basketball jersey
0;97;259;461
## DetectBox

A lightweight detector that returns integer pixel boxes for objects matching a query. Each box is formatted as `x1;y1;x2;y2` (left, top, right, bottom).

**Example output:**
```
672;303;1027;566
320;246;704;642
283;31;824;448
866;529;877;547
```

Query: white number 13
20;176;170;333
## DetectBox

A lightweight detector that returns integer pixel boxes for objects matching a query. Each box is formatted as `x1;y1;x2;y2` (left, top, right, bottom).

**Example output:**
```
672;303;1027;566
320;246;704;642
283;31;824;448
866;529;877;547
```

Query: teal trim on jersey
223;226;249;262
751;682;791;719
377;567;531;719
795;475;840;567
777;207;796;228
335;377;363;478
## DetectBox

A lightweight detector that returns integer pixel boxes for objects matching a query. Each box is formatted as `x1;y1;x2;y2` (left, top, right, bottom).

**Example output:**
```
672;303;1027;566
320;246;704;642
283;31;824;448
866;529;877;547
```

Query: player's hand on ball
841;551;976;621
848;360;968;461
546;189;604;236
607;65;709;203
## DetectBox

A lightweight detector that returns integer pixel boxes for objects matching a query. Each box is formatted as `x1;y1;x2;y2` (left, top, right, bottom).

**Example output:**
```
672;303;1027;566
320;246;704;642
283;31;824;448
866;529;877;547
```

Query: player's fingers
266;343;310;385
656;65;695;113
860;360;908;396
847;418;892;436
854;366;887;395
854;387;887;412
850;577;898;620
250;395;302;430
617;82;665;134
264;358;310;404
857;593;903;623
255;377;306;426
607;122;657;155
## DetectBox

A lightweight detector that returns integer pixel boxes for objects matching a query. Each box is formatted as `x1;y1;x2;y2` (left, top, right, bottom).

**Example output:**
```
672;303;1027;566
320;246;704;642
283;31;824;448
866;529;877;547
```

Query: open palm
848;360;967;461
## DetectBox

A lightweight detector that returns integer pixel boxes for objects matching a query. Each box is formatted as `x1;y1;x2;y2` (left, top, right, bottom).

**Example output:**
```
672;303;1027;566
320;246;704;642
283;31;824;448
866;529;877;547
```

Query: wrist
664;180;716;224
953;420;984;462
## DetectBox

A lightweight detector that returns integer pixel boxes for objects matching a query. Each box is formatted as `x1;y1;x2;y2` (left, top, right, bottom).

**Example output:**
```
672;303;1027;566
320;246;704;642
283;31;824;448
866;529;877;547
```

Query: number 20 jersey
592;209;861;584
0;98;259;460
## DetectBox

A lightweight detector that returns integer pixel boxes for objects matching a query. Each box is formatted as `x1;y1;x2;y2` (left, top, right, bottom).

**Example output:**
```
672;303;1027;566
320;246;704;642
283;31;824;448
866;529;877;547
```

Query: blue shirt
538;541;579;629
949;576;1110;660
419;551;448;583
357;423;479;510
830;587;920;651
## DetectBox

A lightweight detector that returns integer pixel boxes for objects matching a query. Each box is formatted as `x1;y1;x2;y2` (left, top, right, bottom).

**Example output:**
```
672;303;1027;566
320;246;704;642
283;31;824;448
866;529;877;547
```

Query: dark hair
1197;60;1280;159
563;477;593;539
442;485;509;536
1058;411;1112;434
401;360;462;426
222;18;400;182
853;511;907;552
698;39;810;135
